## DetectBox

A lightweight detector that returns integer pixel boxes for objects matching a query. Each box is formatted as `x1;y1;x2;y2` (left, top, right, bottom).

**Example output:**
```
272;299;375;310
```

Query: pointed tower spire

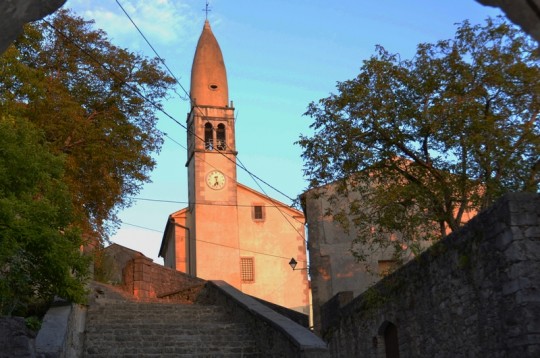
190;20;229;107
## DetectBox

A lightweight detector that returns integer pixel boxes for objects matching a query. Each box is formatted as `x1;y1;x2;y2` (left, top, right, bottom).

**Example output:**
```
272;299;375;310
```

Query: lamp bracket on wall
289;258;308;271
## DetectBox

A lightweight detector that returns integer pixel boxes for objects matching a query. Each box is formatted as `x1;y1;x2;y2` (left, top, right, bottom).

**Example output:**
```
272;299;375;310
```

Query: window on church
204;122;213;150
216;123;226;150
252;205;265;221
240;257;255;283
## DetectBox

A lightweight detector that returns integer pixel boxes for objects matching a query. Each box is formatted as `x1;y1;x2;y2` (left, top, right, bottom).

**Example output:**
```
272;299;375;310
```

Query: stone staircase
83;286;262;357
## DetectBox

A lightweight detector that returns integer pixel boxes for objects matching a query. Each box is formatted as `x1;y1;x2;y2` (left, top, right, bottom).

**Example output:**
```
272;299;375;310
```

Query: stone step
86;304;231;319
83;301;262;357
85;346;261;357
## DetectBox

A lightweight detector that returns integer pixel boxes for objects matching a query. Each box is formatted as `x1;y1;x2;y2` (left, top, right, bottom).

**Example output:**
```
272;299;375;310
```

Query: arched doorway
378;321;400;358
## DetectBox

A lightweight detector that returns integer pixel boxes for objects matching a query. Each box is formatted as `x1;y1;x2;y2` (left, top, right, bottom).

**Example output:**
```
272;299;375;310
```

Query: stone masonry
323;192;540;357
83;282;261;357
85;247;328;357
121;254;206;301
0;317;37;358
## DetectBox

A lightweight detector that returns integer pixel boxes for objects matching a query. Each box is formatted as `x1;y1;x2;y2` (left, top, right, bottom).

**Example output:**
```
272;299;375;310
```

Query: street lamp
289;258;308;271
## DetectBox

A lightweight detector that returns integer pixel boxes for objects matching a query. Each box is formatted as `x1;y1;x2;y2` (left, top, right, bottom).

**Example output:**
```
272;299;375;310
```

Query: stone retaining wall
0;317;36;357
122;256;205;300
324;193;540;357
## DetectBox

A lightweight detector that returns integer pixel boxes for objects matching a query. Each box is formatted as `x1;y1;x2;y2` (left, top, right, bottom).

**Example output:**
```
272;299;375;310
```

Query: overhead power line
236;157;306;239
110;3;298;204
123;222;162;233
129;196;306;226
44;18;297;204
42;16;305;239
122;221;306;263
126;13;304;239
114;0;188;101
131;196;299;210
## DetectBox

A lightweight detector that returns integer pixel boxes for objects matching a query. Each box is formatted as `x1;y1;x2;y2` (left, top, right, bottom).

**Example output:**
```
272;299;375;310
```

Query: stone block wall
320;291;353;339
0;317;36;357
324;193;540;357
122;256;205;300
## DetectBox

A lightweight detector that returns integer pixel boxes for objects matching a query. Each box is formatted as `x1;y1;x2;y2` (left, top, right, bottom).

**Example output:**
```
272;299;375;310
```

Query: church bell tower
160;17;309;313
185;20;241;285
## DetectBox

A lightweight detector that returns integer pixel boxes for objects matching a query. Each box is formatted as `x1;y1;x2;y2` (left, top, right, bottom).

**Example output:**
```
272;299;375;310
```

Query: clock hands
207;171;224;189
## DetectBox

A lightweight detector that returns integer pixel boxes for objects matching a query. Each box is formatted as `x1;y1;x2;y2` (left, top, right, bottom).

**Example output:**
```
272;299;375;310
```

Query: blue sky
65;0;502;262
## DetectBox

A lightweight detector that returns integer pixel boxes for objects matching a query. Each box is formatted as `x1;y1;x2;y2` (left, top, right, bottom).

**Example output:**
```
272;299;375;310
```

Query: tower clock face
206;170;226;190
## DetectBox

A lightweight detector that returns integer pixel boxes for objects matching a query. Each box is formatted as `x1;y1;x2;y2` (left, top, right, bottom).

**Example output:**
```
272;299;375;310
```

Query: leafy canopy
0;115;89;315
298;17;539;262
0;9;175;240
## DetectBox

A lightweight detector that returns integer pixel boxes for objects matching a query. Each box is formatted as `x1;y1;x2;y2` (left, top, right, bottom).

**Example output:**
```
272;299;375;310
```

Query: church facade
158;20;309;313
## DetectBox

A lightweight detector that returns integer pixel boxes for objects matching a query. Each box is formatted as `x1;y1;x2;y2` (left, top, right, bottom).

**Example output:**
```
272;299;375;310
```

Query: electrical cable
123;222;162;233
110;4;298;203
42;17;307;248
236;156;307;240
131;196;301;210
129;196;306;226
114;0;188;101
44;19;297;205
108;5;303;225
122;221;305;262
161;129;304;226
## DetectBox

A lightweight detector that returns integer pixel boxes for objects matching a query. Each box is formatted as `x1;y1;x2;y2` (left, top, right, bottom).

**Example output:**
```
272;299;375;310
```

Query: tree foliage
298;18;539;262
0;115;89;315
0;9;175;240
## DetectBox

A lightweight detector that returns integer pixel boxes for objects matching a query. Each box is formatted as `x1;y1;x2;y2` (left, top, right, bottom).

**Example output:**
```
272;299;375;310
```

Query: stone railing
252;295;310;328
197;280;329;358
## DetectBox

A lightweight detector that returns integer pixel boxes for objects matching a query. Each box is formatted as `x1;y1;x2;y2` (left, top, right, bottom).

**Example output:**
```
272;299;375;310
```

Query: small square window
253;205;264;221
378;260;397;277
241;257;255;283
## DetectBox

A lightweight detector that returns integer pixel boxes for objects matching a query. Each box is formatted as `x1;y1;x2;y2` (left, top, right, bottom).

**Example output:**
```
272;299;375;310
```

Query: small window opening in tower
253;205;264;221
378;260;397;277
204;122;213;150
216;123;226;150
209;84;218;90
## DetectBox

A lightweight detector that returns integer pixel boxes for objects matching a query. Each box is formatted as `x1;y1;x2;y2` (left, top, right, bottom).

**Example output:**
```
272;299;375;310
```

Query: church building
158;20;309;313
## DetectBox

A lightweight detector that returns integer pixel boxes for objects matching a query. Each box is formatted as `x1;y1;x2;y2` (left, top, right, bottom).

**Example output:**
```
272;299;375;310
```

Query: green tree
0;9;175;240
0;115;89;316
298;17;539;262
